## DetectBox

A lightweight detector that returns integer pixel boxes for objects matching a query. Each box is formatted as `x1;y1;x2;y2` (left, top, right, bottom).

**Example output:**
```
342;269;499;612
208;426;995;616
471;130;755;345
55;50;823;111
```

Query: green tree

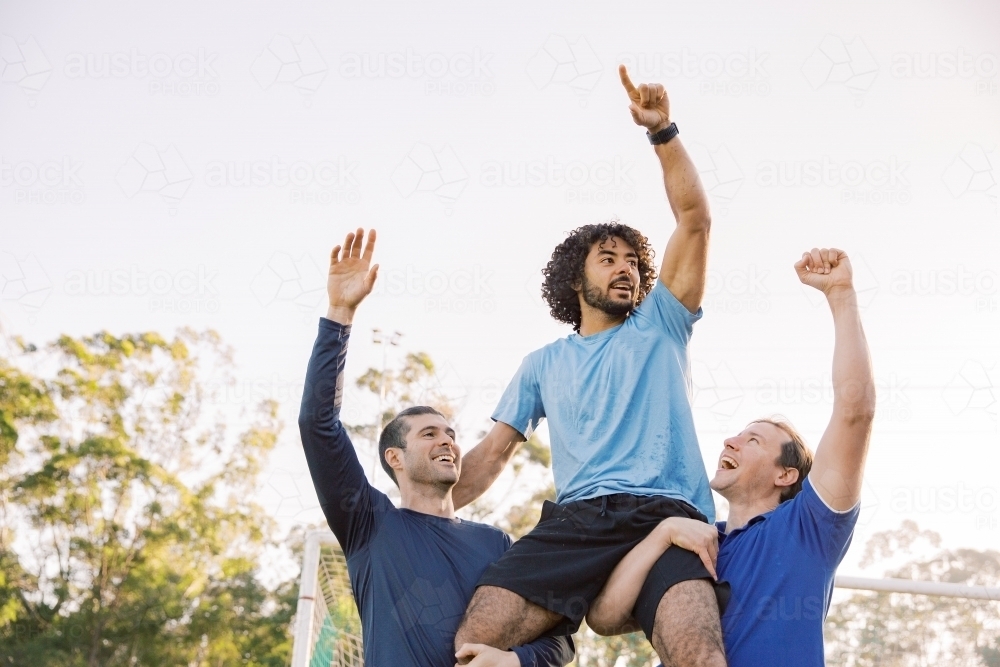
825;521;1000;667
0;329;296;667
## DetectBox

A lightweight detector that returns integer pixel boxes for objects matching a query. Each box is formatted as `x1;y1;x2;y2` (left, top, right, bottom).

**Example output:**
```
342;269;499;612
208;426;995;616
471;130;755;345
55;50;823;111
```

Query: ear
775;466;800;490
384;448;405;477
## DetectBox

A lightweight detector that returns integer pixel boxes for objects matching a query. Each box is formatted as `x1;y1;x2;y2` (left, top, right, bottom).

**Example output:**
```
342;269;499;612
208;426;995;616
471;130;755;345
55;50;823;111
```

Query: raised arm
586;518;718;636
298;228;384;554
452;420;525;510
795;248;876;511
619;65;711;314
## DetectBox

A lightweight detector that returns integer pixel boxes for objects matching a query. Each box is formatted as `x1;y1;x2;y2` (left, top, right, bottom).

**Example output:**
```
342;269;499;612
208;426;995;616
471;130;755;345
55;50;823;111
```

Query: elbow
679;208;711;234
838;403;876;426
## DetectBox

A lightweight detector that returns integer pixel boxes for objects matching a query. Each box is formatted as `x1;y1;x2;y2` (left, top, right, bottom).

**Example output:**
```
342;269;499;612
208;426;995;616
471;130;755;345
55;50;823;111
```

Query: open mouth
432;454;455;465
610;282;632;294
719;455;739;471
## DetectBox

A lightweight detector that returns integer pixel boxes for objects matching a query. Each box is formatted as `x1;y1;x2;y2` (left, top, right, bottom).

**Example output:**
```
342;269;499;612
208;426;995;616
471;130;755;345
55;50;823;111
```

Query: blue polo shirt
716;477;859;666
492;280;715;521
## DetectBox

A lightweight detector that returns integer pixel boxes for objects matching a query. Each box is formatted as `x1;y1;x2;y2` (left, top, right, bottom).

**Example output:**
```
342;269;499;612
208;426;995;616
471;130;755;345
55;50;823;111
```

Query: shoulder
460;519;512;547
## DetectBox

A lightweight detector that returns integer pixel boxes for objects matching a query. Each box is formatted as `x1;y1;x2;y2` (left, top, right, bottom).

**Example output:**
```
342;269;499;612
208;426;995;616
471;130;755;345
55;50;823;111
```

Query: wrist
648;120;672;134
653;520;675;547
326;305;356;325
824;286;857;304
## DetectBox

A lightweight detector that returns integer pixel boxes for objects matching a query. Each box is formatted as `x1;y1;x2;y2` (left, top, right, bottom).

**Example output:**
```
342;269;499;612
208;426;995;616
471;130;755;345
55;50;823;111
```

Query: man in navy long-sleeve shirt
298;227;574;667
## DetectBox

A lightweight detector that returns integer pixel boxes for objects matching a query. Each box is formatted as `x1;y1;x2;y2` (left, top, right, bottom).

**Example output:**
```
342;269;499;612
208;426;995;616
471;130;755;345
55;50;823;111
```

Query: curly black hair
541;222;657;333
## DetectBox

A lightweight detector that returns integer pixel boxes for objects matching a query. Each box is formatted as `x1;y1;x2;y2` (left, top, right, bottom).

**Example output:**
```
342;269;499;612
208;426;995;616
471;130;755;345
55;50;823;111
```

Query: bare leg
454;585;563;651
651;580;726;667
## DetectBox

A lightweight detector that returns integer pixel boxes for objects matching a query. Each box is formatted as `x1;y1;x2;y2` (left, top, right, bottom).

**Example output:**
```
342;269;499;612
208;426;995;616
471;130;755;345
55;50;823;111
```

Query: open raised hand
326;228;379;324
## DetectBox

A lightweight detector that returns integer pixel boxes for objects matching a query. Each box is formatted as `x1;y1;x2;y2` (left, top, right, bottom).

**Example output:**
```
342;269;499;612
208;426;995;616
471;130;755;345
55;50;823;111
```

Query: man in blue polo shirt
584;247;875;666
299;228;574;667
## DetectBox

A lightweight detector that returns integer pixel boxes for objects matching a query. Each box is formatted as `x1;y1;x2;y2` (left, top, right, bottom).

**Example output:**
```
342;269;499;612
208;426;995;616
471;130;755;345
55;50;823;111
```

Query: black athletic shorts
476;493;730;639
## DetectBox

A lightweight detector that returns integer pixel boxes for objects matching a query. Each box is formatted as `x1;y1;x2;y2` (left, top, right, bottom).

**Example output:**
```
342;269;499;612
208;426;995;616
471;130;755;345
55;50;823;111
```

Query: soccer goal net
289;529;1000;667
291;531;364;667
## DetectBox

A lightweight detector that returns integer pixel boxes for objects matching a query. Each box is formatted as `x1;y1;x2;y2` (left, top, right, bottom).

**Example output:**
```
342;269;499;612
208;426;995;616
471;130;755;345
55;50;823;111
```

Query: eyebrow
597;248;638;258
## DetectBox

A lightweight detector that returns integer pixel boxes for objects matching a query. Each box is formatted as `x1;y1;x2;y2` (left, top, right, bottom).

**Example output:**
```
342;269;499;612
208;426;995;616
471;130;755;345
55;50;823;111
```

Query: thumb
364;264;380;291
794;254;811;280
700;550;718;581
455;643;481;659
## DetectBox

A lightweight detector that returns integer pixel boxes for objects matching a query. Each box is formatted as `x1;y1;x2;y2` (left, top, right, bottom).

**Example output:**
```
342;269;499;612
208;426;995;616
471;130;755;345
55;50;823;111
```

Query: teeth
433;455;454;463
720;456;739;470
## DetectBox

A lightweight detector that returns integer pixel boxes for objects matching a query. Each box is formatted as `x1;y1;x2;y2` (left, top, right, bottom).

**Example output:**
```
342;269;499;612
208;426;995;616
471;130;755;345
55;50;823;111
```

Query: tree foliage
826;521;1000;667
0;330;296;667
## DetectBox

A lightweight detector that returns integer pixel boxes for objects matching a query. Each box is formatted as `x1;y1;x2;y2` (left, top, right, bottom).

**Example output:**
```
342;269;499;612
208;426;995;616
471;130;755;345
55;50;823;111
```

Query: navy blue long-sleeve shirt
298;318;574;667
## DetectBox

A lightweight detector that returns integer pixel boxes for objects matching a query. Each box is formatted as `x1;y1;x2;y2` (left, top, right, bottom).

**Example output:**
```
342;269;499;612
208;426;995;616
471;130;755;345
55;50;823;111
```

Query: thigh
633;542;730;640
455;585;562;650
651;579;726;667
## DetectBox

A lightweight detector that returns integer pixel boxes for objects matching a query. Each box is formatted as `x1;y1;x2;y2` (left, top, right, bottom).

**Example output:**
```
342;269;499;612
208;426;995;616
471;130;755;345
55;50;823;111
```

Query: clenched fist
794;248;854;296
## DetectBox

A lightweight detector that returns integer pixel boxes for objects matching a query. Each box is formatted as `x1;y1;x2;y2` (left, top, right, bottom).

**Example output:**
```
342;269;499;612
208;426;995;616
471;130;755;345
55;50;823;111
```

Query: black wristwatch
646;122;679;145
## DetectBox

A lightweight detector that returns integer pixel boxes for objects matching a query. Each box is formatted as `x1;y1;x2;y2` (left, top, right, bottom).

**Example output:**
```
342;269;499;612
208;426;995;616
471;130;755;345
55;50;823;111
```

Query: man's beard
581;274;635;318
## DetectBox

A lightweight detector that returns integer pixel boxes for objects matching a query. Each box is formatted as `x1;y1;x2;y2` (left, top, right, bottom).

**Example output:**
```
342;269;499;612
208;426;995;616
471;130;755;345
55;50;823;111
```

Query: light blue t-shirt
716;477;860;667
492;280;715;522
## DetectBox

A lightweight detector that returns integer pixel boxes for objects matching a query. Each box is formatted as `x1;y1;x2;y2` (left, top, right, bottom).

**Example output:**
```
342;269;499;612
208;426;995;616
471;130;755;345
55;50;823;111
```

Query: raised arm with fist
794;247;854;298
326;227;379;325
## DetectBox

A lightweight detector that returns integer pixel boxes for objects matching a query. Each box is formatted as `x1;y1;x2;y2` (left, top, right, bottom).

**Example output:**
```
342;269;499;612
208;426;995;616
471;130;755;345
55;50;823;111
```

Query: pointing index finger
618;64;637;94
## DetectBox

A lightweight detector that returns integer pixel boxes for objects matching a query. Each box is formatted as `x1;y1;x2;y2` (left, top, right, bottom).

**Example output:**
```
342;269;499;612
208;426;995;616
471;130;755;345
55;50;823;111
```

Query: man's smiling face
397;412;461;488
710;421;790;501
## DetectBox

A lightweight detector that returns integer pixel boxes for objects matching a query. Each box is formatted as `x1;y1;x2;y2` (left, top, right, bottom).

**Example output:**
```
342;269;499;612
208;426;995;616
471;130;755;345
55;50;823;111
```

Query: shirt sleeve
490;354;545;439
785;476;861;568
510;636;576;667
298;318;392;558
631;279;703;344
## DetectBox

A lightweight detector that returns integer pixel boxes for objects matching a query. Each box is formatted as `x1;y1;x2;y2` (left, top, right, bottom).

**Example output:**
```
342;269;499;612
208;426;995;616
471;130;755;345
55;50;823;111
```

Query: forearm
587;527;672;635
827;289;876;420
653;137;710;231
512;635;575;667
452;424;524;509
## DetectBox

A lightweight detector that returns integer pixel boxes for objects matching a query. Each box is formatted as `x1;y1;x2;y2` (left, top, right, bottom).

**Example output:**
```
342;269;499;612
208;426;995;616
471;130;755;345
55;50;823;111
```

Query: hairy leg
454;585;564;651
651;579;726;667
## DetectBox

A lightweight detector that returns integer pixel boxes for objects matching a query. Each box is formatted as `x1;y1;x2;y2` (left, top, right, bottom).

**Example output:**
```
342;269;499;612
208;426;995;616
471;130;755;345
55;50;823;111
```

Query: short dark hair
752;417;813;503
541;222;657;333
378;406;445;486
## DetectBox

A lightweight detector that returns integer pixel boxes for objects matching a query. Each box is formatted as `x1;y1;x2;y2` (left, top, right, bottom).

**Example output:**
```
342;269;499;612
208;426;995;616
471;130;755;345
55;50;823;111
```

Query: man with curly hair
451;66;727;667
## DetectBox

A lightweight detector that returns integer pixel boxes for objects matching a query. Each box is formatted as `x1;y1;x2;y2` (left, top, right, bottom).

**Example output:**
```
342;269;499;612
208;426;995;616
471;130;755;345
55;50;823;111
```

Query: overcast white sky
2;0;998;574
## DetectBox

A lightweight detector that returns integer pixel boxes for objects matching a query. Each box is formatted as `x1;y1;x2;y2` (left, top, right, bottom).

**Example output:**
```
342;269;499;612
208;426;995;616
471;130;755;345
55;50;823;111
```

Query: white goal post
290;529;1000;667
